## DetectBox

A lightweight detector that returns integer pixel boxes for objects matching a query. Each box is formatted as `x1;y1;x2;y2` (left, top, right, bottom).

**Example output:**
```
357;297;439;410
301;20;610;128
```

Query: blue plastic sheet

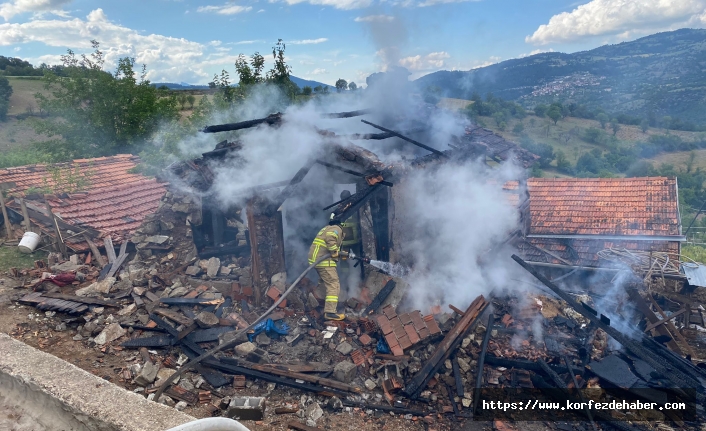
377;336;390;354
247;318;289;342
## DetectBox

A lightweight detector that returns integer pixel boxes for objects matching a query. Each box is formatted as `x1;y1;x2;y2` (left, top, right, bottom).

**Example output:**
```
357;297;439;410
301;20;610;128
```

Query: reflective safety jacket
308;225;344;267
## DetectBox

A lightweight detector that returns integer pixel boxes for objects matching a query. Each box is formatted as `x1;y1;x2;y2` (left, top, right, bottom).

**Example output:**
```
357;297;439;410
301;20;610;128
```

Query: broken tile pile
376;307;441;356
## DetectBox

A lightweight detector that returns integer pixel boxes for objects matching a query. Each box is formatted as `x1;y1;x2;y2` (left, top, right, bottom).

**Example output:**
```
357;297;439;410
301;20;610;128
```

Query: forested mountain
415;29;706;123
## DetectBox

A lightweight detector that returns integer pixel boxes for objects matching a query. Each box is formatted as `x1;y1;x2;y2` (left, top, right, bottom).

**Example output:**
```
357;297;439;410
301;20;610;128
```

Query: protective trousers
316;266;340;314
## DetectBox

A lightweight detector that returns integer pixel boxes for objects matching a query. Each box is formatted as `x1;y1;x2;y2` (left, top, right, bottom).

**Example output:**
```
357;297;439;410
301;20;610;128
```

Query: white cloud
311;68;327;74
276;0;372;10
289;38;328;44
354;14;394;22
197;4;253;15
257;8;265;12
0;9;212;82
229;39;265;45
399;51;450;70
519;48;555;58
526;0;706;45
0;0;71;21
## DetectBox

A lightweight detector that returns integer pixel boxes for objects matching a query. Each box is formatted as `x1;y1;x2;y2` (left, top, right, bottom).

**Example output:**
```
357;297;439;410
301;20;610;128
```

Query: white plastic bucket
18;231;40;253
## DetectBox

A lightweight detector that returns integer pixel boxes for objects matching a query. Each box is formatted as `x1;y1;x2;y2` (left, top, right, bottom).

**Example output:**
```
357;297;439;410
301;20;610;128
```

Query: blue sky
1;0;705;85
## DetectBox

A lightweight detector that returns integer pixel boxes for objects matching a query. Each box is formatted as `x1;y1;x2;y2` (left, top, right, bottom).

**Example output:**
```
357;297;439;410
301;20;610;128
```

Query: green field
455;102;704;166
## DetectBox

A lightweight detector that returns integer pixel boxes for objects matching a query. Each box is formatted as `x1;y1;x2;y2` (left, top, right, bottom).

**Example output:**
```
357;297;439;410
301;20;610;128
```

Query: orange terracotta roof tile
0;155;166;250
525;177;679;236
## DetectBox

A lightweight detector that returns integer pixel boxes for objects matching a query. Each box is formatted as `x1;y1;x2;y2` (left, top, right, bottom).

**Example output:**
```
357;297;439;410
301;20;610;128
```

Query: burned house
165;109;538;309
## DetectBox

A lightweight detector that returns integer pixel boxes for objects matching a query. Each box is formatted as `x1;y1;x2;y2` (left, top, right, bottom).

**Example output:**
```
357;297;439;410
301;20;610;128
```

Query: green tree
335;78;348;93
610;118;621;136
33;40;179;160
512;122;524;134
493;111;506;127
0;75;11;121
547;105;562;125
302;86;312;96
186;94;195;109
313;85;322;94
662;116;672;130
533;104;548;117
348;82;357;91
640;119;649;133
596;112;609;129
267;39;297;99
555;149;571;172
177;93;187;109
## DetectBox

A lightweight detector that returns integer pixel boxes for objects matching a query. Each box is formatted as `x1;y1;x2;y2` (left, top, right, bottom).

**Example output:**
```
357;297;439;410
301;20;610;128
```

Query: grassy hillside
418;29;706;124
438;99;706;181
6;76;43;116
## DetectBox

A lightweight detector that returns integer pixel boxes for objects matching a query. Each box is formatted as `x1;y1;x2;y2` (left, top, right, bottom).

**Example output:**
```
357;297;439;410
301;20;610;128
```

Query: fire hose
153;252;333;400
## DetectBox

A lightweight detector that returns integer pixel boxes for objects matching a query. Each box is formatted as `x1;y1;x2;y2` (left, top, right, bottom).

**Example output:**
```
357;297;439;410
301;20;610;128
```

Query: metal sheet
683;263;706;288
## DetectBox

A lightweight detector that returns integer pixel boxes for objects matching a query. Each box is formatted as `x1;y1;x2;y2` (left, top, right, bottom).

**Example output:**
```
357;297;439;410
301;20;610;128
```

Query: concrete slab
0;333;195;431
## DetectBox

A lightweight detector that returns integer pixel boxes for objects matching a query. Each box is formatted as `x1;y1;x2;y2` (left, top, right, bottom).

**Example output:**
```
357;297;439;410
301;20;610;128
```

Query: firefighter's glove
331;251;339;260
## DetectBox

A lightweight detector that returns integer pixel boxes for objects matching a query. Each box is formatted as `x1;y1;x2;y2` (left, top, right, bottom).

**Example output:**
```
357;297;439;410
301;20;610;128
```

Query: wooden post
83;235;104;269
0;191;13;240
44;199;67;258
18;198;31;232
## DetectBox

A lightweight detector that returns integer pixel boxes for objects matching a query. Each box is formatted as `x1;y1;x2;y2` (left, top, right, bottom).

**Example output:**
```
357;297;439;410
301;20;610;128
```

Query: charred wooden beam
203;358;348;398
404;295;489;399
269;162;316;213
563;354;597;430
201;113;282;133
362;280;396;315
322;109;372;118
333;184;384;223
288;422;322;431
220;357;361;394
472;313;494;414
345;132;395;140
484;356;584;376
315;160;393;187
361;120;447;157
452;356;464;397
512;254;706;393
537;358;566;388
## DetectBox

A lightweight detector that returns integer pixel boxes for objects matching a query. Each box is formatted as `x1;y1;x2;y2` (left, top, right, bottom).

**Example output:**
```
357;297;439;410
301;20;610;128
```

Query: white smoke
392;160;522;311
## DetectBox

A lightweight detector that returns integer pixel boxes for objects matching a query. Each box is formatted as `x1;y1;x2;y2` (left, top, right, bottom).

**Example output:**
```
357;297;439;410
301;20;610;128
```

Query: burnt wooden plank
154;308;194;326
404;295;488;399
42;292;118;307
121;335;174;348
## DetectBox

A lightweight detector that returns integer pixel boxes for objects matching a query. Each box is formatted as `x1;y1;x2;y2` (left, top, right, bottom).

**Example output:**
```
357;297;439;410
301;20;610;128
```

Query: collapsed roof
0;155;166;251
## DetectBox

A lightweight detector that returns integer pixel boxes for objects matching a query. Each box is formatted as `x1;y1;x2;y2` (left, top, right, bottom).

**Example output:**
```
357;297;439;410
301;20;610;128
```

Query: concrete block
195;311;219;328
94;323;126;345
333;360;357;383
336;341;355;355
234;342;257;357
226;396;266;421
206;257;221;277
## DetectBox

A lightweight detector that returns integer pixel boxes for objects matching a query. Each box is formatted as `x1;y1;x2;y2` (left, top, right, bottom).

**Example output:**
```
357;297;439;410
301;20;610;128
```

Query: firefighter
308;213;346;321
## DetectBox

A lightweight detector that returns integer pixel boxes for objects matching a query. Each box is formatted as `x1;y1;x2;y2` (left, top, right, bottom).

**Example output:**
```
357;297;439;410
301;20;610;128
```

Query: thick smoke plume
392;160;521;311
161;49;525;308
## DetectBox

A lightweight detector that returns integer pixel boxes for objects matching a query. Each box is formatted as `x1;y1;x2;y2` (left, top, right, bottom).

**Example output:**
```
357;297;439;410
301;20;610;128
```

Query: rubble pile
8;243;706;431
